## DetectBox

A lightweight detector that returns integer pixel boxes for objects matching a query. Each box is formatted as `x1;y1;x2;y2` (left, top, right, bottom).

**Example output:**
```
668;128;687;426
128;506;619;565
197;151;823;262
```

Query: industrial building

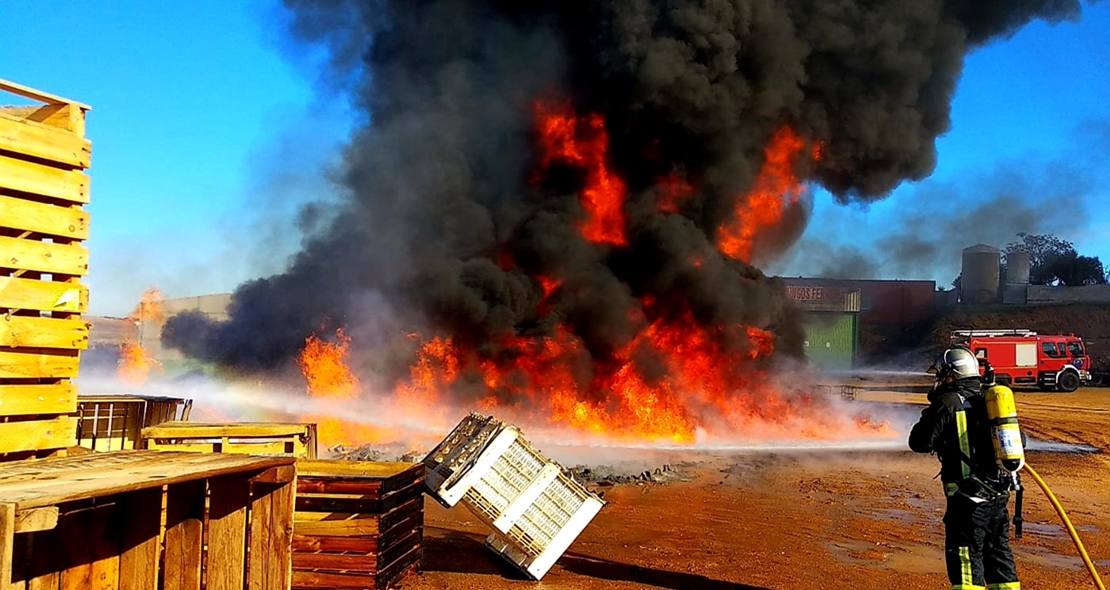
780;281;862;371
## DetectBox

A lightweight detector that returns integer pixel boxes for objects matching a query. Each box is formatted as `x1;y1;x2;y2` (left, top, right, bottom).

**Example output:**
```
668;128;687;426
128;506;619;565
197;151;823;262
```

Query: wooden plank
0;451;293;510
290;570;378;590
0;105;81;138
291;518;379;537
89;503;121;590
250;465;296;485
0;157;89;205
163;480;205;590
25;525;60;590
291;535;378;553
0;351;80;380
0;79;91;111
249;481;295;590
0;418;77;455
59;506;92;590
144;440;301;457
0;316;89;351
0;383;77;417
295;460;417;480
0;237;88;276
0;277;88;313
13;508;57;534
0;195;88;240
290;553;374;574
117;488;161;590
296;477;383;496
0;112;90;169
0;503;14;590
143;422;314;439
207;474;249;590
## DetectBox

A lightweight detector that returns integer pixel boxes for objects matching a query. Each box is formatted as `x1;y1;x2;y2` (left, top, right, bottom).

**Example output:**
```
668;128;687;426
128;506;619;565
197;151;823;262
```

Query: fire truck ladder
951;329;1038;340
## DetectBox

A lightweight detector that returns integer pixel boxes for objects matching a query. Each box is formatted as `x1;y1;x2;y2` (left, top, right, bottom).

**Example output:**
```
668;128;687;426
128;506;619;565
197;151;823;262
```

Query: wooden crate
142;422;319;459
0;77;93;459
76;395;192;452
292;460;424;590
0;450;297;590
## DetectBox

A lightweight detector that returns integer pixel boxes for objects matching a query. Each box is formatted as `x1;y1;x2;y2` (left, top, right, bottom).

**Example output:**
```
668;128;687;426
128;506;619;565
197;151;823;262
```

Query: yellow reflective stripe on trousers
945;482;959;497
956;410;971;479
960;546;973;586
987;583;1021;589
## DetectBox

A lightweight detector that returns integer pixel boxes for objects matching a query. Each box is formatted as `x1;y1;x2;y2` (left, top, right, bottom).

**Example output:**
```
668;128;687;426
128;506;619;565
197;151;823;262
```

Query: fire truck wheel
1057;371;1081;393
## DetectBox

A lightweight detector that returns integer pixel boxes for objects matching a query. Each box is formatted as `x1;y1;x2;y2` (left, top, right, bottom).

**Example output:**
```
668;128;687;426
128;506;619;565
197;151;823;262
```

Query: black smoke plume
165;0;1088;384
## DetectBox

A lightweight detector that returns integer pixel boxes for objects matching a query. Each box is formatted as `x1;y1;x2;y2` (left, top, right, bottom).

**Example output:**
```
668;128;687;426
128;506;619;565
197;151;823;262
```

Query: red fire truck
949;330;1092;392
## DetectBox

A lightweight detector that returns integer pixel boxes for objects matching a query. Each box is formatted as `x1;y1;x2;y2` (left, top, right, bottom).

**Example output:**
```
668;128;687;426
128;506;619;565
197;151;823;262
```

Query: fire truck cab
950;330;1092;392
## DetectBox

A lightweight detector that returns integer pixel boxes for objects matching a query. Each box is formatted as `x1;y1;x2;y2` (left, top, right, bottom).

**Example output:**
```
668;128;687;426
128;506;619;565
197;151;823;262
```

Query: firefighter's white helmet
928;347;980;382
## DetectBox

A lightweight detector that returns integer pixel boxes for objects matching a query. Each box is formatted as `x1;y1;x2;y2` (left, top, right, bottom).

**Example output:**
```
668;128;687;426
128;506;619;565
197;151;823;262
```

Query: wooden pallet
0;450;296;590
292;460;424;590
76;395;193;452
142;422;319;459
0;78;92;459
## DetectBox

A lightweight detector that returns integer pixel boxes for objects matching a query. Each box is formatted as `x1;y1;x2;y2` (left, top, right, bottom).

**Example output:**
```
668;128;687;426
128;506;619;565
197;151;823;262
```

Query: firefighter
909;347;1021;590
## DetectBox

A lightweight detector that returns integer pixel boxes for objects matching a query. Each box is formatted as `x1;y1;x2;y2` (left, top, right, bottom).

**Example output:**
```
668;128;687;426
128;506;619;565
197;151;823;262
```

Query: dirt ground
400;388;1110;590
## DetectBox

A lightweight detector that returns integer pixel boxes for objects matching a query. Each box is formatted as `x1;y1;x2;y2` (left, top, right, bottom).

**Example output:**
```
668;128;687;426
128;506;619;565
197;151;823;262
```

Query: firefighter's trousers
943;489;1020;590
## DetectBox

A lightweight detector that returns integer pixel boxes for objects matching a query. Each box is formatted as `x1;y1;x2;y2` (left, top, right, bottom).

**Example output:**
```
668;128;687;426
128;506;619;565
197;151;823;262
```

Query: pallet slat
0;154;89;205
0;349;81;379
0;236;88;276
0;111;91;168
208;474;250;589
165;480;205;590
0;417;77;454
0;316;89;350
249;481;295;590
0;383;77;417
0;194;89;240
118;488;162;590
0;276;88;313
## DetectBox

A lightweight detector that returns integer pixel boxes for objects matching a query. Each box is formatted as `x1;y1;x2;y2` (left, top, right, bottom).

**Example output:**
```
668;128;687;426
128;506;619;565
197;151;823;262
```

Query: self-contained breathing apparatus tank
981;359;1027;538
985;382;1026;474
980;360;1026;474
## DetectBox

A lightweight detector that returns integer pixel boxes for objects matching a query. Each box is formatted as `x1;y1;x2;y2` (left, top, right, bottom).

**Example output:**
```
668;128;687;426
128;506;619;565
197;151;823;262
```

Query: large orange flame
534;101;628;246
718;127;816;263
296;329;398;447
117;340;161;385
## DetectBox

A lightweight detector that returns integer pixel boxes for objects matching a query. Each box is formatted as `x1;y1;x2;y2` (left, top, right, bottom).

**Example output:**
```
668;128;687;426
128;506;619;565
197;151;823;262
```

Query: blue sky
1;1;1107;315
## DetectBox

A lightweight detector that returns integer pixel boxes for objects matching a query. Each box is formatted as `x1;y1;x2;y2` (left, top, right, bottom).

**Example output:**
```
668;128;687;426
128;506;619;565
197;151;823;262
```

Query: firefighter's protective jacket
909;377;1005;488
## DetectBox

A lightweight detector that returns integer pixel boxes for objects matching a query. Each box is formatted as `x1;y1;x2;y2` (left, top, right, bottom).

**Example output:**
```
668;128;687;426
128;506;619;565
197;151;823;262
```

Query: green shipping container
803;312;858;372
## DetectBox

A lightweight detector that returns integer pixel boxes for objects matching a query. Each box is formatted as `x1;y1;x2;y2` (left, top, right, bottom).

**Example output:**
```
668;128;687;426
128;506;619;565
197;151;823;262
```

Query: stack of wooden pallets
0;78;92;459
292;460;425;590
